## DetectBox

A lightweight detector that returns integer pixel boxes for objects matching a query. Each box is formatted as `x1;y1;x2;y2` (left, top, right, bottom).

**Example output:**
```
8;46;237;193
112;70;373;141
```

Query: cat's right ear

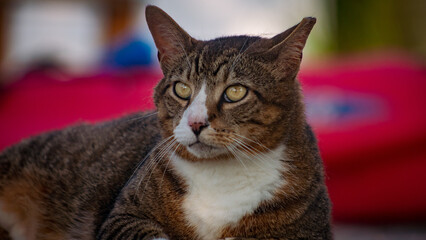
247;17;316;79
146;6;197;72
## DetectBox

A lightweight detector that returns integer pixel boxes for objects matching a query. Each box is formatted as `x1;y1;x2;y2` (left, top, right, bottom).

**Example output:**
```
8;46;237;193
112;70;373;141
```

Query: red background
1;55;425;223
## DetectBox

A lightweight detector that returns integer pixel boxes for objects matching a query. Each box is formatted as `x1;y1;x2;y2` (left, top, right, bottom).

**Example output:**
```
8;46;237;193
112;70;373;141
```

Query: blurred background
0;0;425;239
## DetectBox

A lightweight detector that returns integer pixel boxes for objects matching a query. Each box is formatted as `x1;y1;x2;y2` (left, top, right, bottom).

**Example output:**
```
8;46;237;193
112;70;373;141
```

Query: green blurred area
330;0;426;58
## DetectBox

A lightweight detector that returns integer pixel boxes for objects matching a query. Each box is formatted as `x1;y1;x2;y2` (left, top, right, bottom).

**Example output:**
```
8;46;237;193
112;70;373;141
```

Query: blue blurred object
105;37;153;68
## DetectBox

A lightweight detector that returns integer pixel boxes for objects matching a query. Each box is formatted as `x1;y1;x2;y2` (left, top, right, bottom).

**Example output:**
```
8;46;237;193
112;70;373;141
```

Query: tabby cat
0;5;331;240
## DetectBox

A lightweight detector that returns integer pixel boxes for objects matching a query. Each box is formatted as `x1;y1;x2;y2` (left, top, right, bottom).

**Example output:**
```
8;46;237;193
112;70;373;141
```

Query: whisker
229;136;265;158
227;136;278;172
229;36;250;73
234;133;272;152
125;135;172;189
159;142;179;189
226;144;248;172
133;137;176;199
139;137;177;194
124;111;158;123
236;134;294;165
232;135;285;167
231;140;269;171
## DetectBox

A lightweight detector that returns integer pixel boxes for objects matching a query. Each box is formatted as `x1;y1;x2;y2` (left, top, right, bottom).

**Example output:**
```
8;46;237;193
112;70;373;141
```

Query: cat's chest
170;145;287;240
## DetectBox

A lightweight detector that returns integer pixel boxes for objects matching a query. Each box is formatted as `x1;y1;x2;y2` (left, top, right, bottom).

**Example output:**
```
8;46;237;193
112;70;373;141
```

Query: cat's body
0;6;331;240
0;113;161;239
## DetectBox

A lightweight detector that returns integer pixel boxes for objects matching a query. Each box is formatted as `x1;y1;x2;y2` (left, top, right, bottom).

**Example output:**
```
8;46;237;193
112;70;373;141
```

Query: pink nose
189;121;208;136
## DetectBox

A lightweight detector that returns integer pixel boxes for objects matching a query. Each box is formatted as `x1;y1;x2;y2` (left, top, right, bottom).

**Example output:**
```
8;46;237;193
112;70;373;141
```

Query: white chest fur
171;145;287;240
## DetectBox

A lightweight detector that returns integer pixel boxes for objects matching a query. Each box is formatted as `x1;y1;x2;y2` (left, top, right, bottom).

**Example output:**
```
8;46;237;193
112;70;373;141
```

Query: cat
0;5;331;240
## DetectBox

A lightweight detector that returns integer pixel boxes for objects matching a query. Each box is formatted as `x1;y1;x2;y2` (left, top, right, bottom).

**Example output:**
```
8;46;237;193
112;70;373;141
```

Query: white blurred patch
3;1;102;74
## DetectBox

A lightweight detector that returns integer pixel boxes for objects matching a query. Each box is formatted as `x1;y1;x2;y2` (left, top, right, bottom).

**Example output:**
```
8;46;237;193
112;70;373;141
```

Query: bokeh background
0;0;425;239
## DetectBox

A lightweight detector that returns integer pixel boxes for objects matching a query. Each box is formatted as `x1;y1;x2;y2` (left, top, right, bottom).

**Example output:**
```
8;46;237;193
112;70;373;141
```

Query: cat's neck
170;144;288;240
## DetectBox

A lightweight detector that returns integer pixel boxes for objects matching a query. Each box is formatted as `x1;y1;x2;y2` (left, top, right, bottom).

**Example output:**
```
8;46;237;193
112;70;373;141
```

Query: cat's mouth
188;141;216;149
186;141;226;159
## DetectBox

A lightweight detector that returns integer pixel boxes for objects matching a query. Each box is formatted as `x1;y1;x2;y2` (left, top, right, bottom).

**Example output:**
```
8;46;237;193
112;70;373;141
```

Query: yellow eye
224;85;248;103
174;82;191;100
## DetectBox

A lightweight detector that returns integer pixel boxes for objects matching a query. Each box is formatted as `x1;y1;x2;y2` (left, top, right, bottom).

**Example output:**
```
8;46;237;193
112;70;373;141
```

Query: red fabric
1;55;425;223
0;69;159;150
299;55;426;223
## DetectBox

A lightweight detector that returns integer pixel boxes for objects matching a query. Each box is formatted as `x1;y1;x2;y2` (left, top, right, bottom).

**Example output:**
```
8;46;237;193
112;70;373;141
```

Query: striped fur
0;5;331;240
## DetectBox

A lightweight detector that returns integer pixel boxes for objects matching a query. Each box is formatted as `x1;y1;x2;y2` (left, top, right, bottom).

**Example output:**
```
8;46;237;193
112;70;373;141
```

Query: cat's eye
224;85;248;103
174;82;192;100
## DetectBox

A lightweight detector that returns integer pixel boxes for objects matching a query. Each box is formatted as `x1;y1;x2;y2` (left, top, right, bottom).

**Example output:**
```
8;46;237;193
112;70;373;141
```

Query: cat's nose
189;121;209;136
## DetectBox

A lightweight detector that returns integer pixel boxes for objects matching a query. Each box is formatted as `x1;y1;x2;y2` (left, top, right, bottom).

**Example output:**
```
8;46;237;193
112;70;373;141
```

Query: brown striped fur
0;5;331;240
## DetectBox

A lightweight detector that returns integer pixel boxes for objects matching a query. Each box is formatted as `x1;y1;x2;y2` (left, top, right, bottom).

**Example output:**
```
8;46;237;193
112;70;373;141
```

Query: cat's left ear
146;6;198;72
249;17;316;76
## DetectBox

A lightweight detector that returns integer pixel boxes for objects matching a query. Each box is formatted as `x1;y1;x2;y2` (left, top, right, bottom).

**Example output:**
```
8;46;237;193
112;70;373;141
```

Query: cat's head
146;6;315;161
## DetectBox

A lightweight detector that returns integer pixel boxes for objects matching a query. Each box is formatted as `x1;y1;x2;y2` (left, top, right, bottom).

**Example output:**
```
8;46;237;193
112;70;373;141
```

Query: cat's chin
185;142;227;159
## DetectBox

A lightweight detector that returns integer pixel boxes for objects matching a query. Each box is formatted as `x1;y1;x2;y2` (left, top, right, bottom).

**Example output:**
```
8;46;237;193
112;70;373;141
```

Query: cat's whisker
158;142;180;190
230;143;270;173
236;138;276;164
229;36;250;73
234;133;273;152
138;140;173;188
129;136;174;202
126;135;173;190
239;142;280;170
133;136;175;197
124;111;158;123
225;137;258;166
231;135;282;167
226;144;249;172
234;135;295;165
227;136;278;172
140;137;178;194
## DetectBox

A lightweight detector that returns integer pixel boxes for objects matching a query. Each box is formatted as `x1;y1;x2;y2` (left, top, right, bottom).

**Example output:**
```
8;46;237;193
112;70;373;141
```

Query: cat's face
146;6;316;161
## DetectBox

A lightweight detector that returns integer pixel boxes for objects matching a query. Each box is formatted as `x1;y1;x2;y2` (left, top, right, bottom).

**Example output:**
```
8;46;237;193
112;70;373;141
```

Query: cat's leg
97;213;169;240
97;182;173;240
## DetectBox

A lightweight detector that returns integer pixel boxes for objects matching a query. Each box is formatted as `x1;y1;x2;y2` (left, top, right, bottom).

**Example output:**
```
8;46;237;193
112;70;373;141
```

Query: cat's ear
145;6;197;71
249;17;316;77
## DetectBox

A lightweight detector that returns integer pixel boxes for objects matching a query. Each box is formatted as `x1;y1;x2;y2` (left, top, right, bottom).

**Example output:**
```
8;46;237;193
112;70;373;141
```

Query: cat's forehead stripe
184;54;234;87
192;54;199;77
